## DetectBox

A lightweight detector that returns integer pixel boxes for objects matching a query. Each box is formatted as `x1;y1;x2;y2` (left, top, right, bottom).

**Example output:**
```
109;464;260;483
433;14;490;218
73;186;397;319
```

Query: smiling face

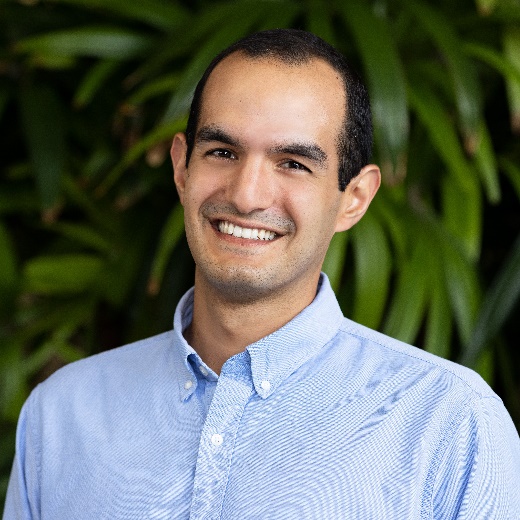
172;53;375;305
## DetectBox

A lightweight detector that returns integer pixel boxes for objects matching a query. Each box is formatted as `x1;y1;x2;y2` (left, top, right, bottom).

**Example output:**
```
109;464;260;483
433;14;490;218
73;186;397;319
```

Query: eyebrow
269;143;328;169
195;126;241;148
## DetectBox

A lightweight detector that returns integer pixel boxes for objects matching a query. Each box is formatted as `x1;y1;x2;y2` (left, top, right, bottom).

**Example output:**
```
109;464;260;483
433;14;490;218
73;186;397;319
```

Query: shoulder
29;330;176;407
331;319;520;483
335;318;497;400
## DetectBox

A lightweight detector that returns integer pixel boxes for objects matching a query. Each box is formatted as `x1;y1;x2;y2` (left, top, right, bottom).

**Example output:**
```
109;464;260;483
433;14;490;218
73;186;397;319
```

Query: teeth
217;221;276;241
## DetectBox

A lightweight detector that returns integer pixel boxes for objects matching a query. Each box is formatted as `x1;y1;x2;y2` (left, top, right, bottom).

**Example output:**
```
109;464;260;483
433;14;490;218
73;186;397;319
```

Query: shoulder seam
337;323;494;400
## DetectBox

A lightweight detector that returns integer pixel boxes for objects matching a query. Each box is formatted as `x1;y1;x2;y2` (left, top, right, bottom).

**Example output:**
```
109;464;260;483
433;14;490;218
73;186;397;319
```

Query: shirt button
211;433;223;446
260;380;271;392
184;380;193;390
199;365;209;377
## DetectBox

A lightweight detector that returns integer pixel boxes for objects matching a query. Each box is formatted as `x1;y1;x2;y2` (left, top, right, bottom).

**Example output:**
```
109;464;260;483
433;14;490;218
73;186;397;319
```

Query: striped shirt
4;274;520;519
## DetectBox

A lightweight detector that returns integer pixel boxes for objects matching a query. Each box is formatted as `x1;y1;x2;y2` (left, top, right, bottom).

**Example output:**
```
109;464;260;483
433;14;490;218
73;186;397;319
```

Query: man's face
173;54;354;303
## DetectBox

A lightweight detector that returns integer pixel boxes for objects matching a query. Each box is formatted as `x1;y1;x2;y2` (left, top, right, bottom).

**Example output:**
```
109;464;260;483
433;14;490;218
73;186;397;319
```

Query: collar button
260;380;271;392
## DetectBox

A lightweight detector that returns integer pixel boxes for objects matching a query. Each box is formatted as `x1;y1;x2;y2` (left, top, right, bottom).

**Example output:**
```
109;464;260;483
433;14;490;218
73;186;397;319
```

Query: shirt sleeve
3;395;40;520
433;394;520;519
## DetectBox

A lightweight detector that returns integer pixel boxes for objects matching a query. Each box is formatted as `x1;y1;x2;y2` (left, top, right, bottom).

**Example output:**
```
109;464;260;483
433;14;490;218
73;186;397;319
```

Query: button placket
190;375;253;519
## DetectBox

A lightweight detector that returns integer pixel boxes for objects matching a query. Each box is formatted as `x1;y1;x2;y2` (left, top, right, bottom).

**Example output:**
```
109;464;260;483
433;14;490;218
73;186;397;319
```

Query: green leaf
74;59;120;107
98;217;151;306
0;185;39;215
383;233;430;344
62;175;118;234
461;232;520;368
496;341;520;422
51;0;190;31
0;340;28;421
24;326;85;377
474;347;494;385
0;220;18;316
19;85;66;212
500;157;520;200
23;254;105;294
255;2;300;32
322;230;348;292
408;80;474;191
424;261;452;358
125;74;180;107
475;0;499;15
9;299;95;346
370;189;408;263
124;0;248;86
96;118;186;195
473;120;501;204
464;41;520;88
46;222;113;254
439;235;480;345
493;0;520;22
339;0;408;177
16;27;154;60
405;0;481;149
81;147;116;184
408;82;482;260
503;25;520;132
305;0;336;44
441;172;482;262
351;211;392;330
148;203;185;296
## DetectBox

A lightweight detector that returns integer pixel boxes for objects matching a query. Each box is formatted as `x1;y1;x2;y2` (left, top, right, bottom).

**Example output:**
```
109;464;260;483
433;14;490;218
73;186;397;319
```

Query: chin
199;263;282;304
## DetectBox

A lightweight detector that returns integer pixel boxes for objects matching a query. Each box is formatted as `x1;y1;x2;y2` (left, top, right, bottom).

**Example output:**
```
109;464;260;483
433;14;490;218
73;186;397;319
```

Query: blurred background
1;0;519;505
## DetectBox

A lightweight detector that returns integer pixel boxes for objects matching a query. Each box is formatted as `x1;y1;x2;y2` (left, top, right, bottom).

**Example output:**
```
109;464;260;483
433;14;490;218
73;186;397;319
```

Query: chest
40;376;436;519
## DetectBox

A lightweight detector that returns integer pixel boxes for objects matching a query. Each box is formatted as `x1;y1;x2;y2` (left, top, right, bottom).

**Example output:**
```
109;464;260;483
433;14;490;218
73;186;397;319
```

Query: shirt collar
171;273;344;400
171;287;202;401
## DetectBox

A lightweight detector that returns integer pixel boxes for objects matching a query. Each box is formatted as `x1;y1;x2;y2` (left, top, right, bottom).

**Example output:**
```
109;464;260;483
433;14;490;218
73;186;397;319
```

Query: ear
334;164;381;232
171;132;188;204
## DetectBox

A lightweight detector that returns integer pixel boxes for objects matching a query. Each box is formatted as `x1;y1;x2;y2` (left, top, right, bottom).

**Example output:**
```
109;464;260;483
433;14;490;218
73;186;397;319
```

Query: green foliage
1;0;520;506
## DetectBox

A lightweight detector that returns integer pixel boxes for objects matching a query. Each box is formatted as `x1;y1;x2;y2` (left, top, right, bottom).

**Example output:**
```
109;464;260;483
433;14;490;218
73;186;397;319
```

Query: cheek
287;185;341;232
184;171;224;208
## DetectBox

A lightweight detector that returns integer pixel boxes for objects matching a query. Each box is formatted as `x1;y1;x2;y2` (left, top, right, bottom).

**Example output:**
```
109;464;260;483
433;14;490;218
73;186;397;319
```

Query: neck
184;271;320;374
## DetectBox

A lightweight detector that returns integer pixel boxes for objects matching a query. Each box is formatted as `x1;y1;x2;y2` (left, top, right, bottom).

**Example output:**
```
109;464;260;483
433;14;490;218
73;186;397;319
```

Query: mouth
216;220;277;241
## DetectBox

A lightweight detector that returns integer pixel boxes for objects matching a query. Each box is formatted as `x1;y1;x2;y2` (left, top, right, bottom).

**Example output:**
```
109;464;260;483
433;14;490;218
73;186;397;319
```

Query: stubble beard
196;261;283;304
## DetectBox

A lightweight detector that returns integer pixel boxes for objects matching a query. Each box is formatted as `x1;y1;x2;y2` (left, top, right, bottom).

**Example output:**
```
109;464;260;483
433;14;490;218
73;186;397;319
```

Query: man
4;29;520;519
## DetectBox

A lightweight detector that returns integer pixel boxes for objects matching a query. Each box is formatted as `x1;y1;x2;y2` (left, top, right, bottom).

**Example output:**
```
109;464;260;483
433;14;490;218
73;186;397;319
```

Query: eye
280;160;311;173
206;148;237;160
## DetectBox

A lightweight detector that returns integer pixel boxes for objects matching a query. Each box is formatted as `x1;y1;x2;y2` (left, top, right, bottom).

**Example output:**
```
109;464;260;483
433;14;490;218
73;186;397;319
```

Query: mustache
201;202;296;233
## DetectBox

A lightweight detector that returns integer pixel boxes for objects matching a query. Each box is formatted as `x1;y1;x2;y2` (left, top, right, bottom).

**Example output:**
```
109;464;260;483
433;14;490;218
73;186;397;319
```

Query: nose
226;157;276;214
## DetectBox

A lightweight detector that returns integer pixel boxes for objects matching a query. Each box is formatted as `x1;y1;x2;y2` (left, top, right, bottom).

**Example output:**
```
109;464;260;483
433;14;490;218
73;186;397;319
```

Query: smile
217;220;276;241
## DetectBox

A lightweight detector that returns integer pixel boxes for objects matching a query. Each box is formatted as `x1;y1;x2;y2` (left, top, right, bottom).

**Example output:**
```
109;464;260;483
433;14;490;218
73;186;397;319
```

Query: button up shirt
4;274;520;519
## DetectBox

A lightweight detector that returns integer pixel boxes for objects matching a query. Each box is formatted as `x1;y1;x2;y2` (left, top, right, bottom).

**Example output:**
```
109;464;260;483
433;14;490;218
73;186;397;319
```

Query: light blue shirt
4;274;520;519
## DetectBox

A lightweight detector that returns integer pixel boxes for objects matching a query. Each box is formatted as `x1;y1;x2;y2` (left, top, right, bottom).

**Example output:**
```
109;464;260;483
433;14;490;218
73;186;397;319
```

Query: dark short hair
185;28;372;191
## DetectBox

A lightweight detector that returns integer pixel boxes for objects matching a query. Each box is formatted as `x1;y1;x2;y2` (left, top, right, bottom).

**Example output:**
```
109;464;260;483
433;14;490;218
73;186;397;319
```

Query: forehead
198;54;346;153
